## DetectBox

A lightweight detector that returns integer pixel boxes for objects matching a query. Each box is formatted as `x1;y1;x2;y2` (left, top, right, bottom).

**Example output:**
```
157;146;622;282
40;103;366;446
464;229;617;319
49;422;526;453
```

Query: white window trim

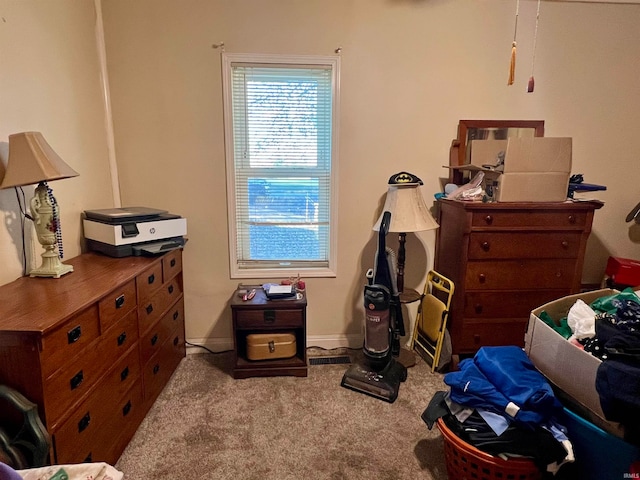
221;52;340;279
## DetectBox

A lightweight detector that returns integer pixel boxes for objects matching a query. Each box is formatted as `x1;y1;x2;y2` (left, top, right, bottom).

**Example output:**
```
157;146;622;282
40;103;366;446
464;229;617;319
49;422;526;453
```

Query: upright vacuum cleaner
341;211;408;403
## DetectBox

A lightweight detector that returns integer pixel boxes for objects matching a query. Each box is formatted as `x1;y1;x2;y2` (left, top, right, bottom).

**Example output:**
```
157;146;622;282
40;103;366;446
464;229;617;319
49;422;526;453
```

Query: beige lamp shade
373;183;439;233
0;132;79;189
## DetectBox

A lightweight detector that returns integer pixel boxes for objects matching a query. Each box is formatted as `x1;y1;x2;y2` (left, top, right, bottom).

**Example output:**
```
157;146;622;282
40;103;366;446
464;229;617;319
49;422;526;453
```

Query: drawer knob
168;285;174;294
153;364;160;375
117;332;127;346
474;304;483;314
556;271;562;278
122;400;132;417
67;325;82;344
151;333;159;346
478;273;486;283
264;310;276;324
173;311;179;321
473;334;481;343
70;370;84;390
170;259;176;267
481;241;490;252
121;366;129;382
84;453;92;463
146;304;154;315
173;336;179;346
78;412;91;433
568;215;576;224
148;274;155;285
484;215;493;225
561;241;569;249
115;294;125;309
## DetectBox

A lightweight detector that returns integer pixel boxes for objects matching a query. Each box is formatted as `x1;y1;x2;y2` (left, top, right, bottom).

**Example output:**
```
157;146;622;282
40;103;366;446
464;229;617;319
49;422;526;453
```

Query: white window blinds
222;54;339;277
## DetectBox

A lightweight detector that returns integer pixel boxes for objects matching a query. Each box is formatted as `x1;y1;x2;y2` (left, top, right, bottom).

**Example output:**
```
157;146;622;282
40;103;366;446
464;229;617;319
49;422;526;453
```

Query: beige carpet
115;349;449;480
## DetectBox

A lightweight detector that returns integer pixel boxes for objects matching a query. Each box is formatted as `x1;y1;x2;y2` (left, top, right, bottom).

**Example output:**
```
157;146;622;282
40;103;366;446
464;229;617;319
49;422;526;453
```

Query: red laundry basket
437;418;542;480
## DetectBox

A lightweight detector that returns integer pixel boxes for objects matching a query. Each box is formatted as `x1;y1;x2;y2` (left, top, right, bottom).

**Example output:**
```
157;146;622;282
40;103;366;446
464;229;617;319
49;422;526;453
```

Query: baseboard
185;334;363;355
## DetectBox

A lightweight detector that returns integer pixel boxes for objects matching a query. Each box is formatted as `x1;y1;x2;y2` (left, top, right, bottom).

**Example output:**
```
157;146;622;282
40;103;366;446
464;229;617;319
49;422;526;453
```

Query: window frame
221;52;340;279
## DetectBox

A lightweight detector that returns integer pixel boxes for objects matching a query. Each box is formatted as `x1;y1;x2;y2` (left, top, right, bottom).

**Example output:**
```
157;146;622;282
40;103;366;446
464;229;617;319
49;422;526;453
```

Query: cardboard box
451;137;572;202
524;288;626;438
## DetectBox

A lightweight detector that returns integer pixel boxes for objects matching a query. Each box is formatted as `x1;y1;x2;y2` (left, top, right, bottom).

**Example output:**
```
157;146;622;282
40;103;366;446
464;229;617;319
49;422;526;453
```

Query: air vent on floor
309;355;351;365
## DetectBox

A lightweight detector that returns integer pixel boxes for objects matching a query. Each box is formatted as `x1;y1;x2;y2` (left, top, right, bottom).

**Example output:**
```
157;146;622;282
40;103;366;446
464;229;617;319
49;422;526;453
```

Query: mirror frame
449;120;545;184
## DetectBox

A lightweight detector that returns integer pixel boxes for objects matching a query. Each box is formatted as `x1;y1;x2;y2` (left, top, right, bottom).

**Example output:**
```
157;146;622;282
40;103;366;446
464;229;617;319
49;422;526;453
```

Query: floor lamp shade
372;172;438;299
0;132;79;278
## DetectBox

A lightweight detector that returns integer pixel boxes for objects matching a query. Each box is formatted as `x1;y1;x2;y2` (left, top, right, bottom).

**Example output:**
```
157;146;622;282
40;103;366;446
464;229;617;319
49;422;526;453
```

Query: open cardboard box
525;288;626;438
449;137;572;202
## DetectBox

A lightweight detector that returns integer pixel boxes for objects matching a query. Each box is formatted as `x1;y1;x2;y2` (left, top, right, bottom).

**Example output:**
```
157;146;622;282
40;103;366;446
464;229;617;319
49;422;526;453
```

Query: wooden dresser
435;199;602;357
0;250;185;465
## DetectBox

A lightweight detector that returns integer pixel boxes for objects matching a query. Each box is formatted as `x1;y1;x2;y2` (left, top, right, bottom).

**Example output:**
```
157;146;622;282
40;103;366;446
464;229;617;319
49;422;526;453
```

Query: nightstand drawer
465;259;577;290
457;318;529;351
235;309;304;329
40;305;100;379
99;280;137;332
471;210;589;228
468;232;582;259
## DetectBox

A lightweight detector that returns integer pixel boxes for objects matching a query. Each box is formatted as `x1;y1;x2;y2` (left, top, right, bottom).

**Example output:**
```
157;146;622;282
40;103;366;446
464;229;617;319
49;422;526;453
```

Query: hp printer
83;207;187;257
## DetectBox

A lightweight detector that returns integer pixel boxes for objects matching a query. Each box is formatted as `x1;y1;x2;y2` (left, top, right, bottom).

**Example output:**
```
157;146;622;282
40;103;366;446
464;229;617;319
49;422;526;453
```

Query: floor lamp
373;172;439;368
0;132;79;278
373;171;439;303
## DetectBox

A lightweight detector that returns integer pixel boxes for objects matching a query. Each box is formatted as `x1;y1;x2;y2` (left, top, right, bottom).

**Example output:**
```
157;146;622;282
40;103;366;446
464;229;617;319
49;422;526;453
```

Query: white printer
83;207;187;257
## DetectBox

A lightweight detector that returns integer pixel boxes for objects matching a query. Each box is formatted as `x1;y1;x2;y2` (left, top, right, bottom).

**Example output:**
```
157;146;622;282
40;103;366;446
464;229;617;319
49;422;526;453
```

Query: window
222;53;340;278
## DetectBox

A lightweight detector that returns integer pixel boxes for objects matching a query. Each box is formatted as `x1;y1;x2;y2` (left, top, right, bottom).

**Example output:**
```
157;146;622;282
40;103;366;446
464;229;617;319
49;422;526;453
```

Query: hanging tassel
508;42;516;86
508;0;520;86
528;0;542;93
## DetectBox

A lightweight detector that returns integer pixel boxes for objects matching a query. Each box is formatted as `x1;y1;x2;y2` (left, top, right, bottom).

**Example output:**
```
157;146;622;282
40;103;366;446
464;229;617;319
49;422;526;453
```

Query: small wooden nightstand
230;287;308;379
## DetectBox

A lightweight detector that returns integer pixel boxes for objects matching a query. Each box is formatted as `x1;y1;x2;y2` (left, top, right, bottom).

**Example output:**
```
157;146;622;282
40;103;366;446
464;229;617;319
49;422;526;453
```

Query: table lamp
0;132;79;278
373;172;439;303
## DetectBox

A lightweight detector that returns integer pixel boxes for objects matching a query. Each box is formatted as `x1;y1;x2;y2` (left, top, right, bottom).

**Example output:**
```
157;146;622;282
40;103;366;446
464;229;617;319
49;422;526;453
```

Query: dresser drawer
463;290;570;318
162;249;182;282
136;262;164;302
471;210;589;229
140;299;184;365
40;305;100;379
465;259;577;290
138;277;183;334
54;382;143;464
43;309;139;425
142;332;185;406
456;318;529;352
467;232;582;260
235;309;304;329
99;280;137;331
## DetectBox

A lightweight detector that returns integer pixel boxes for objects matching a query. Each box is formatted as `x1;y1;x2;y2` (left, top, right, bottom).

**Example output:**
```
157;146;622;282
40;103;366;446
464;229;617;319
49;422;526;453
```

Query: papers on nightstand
263;283;296;299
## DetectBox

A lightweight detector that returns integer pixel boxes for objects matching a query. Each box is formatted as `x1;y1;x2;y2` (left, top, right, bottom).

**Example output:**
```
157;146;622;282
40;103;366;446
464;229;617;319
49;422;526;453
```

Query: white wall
2;0;640;351
0;0;114;283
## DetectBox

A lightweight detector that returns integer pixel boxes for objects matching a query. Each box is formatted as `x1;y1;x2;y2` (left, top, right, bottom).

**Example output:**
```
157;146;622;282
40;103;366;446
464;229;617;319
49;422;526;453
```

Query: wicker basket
437;418;542;480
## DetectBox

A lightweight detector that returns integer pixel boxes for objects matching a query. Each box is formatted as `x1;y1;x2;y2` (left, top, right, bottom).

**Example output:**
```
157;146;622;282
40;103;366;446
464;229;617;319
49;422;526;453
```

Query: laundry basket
437;418;542;480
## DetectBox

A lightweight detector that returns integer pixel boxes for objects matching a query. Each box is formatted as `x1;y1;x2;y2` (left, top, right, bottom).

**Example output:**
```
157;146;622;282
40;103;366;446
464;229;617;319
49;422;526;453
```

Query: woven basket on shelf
437;418;542;480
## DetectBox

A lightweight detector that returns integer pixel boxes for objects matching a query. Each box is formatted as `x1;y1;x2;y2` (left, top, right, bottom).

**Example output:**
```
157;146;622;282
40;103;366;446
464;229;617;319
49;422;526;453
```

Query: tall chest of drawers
435;199;602;357
0;250;186;465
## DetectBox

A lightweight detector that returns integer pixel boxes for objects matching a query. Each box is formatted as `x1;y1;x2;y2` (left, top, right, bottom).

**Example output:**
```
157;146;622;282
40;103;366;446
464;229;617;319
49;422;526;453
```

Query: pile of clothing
422;346;574;476
538;288;640;444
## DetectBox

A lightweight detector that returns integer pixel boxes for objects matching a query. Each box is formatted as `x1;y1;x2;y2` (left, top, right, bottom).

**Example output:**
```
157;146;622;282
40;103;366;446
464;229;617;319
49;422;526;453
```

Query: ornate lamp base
29;247;73;278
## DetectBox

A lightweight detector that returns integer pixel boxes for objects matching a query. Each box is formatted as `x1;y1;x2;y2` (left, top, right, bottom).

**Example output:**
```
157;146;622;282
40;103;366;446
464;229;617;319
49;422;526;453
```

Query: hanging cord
528;0;542;93
45;182;65;259
14;186;31;276
508;0;520;86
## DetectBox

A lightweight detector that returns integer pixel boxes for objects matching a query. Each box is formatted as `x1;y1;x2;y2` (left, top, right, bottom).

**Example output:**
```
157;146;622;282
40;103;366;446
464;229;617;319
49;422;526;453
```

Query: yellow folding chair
411;270;455;372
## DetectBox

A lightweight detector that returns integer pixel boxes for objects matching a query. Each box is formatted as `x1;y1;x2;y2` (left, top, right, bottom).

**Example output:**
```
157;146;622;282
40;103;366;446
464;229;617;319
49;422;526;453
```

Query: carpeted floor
115;349;449;480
